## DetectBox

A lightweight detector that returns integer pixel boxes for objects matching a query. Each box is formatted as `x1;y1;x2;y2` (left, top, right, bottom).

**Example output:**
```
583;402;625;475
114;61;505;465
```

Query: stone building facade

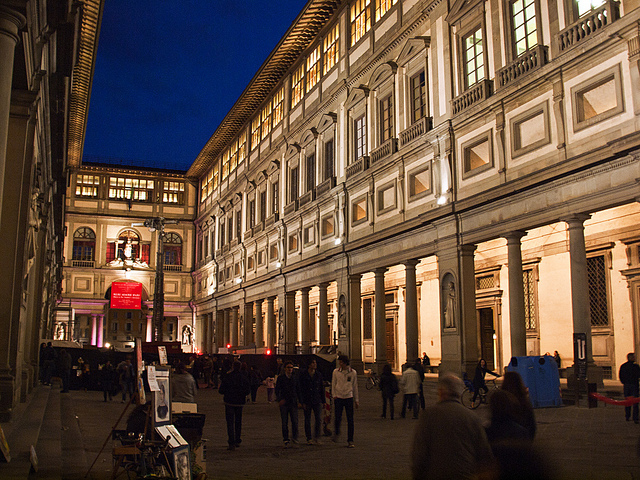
189;0;640;381
0;0;103;420
60;163;196;352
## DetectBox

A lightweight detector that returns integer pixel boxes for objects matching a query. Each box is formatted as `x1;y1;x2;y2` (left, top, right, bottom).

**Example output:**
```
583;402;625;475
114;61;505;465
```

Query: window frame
461;130;494;179
407;164;432;202
459;24;486;91
510;101;551;158
351;194;369;226
571;64;624;132
350;0;372;47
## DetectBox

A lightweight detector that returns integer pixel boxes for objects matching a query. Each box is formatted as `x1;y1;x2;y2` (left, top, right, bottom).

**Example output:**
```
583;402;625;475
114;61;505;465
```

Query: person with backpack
379;363;399;419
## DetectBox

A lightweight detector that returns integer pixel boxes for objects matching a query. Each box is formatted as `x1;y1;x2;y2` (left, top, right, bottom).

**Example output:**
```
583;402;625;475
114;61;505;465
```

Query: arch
72;227;96;261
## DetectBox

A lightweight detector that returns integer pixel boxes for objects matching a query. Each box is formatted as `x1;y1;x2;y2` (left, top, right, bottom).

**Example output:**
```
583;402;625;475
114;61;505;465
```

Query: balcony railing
316;176;336;196
497;45;549;89
371;138;398;166
557;1;620;53
346;156;369;179
452;79;493;115
163;264;183;272
71;260;95;268
399;116;432;148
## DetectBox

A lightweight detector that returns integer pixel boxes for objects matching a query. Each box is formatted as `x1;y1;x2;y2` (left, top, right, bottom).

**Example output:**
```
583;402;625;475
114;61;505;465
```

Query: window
324;139;335;181
352;197;368;225
321;215;334;237
577;0;605;17
377;182;396;214
291;64;304;109
109;177;154;202
272;87;284;126
462;27;485;89
380;95;394;142
258;250;265;266
270;243;278;261
247;256;255;271
219;219;226;248
238;132;247;165
323;24;340;74
201;169;214;202
523;268;538;331
363;297;373;339
76;174;100;197
204;234;209;258
271;180;279;215
408;165;431;200
375;0;397;21
288;233;298;252
572;65;624;131
304;225;315;245
511;102;551;157
163;181;184;203
125;322;132;332
228;215;234;241
587;255;609;327
72;227;96;261
355;115;367;161
306;154;316;192
248;198;256;229
236;210;242;239
351;0;371;46
222;150;230;180
261;103;272;140
306;46;321;92
251;117;261;150
259;190;267;223
410;71;426;124
229;140;238;175
462;132;493;178
289;166;299;204
511;0;538;57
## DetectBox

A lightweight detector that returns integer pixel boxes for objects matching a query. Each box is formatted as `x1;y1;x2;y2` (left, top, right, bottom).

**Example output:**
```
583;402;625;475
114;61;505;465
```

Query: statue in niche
443;280;456;329
182;325;192;345
278;307;285;344
55;322;66;340
338;295;347;338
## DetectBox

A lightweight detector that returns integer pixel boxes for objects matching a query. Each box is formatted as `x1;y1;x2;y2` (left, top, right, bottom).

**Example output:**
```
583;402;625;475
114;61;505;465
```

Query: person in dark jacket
100;361;116;402
472;358;499;403
58;348;72;393
42;342;56;385
619;352;640;423
501;371;536;439
249;365;263;403
276;361;301;446
299;359;325;443
219;360;251;450
378;363;399;419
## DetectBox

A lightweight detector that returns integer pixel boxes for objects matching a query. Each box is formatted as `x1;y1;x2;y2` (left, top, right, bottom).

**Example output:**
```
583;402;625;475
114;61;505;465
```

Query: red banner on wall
111;282;142;309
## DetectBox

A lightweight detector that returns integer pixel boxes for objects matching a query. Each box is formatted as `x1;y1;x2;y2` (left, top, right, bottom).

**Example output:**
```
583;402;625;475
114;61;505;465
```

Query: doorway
386;317;396;370
478;307;496;370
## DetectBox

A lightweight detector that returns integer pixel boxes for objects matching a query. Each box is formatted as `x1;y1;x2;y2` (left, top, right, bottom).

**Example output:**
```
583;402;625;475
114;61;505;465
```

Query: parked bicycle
365;370;380;390
461;375;499;409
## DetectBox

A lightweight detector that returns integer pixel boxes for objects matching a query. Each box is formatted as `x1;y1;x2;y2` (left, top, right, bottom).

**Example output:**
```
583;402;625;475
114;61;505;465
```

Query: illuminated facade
189;0;640;383
60;163;196;352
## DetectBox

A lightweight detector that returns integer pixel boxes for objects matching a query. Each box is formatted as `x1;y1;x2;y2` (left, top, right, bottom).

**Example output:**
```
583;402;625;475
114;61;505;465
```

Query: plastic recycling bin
507;355;562;408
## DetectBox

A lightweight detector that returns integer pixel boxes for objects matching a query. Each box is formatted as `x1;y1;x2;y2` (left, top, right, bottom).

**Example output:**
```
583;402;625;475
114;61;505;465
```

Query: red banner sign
111;282;142;309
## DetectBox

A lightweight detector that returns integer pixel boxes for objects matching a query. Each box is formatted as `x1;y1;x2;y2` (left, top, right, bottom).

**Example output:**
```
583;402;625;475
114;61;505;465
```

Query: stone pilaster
318;283;330;345
405;260;419;364
505;231;527;357
374;268;387;373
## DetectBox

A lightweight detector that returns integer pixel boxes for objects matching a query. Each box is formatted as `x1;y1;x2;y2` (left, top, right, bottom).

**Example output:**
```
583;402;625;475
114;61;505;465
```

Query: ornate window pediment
245;181;256;195
286;143;301;159
446;0;484;26
346;86;369;109
369;61;397;89
267;160;280;176
318;113;337;133
301;128;318;148
256;170;267;185
398;37;431;65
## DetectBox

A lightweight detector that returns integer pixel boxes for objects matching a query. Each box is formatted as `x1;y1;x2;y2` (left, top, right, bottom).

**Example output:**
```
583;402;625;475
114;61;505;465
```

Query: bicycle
461;376;499;409
365;370;380;390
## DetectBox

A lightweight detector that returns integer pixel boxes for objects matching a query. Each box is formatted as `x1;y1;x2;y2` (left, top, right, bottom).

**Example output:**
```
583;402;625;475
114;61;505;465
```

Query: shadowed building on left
0;0;104;422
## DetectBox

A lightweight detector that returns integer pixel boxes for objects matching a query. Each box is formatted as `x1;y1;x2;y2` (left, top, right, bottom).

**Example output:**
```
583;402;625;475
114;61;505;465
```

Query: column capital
348;273;362;283
374;267;388;276
504;230;527;243
285;290;297;299
459;244;477;256
318;282;330;289
300;286;312;294
404;259;420;268
0;6;26;43
255;298;264;305
561;214;591;228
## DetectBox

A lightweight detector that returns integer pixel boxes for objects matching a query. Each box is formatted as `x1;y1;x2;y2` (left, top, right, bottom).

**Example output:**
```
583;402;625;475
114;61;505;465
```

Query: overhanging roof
186;0;342;180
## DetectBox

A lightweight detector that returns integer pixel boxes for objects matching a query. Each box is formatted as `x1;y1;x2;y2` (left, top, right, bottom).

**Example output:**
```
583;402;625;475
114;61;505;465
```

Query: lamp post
134;218;177;342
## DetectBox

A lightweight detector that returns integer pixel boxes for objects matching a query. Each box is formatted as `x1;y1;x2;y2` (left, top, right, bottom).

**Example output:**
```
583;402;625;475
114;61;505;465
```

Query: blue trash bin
507;355;562;408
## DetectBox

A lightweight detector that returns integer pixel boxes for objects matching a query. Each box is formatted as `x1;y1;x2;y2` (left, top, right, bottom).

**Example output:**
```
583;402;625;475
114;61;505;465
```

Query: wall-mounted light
437;195;448;205
235;278;242;284
276;261;282;268
334;238;342;246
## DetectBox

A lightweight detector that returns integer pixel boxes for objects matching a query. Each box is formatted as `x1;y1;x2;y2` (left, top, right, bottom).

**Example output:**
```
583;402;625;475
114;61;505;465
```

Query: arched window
163;232;182;266
106;230;149;263
72;227;96;262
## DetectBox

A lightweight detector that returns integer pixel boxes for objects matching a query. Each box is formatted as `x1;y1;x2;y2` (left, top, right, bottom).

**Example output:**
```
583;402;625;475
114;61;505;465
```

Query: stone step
29;381;63;479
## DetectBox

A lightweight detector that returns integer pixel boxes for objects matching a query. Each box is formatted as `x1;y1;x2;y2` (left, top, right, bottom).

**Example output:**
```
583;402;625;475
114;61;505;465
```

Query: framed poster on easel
152;367;171;427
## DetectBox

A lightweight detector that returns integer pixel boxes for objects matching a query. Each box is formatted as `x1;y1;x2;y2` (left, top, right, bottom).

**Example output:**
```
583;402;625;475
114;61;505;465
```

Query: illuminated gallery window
303;224;315;246
306;45;321;92
321;214;335;238
408;165;431;200
510;0;538;57
272;88;284;126
288;233;299;253
261;103;272;140
350;0;371;46
462;26;485;90
576;0;605;17
291;64;304;109
323;24;339;74
376;0;398;21
163;181;184;203
377;181;396;214
571;65;623;132
251;117;261;150
510;102;551;157
462;132;493;178
109;177;154;201
76;174;100;197
352;196;368;225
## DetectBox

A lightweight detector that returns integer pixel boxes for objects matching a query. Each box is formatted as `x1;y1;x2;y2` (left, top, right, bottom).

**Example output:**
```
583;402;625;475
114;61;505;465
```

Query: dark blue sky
84;1;307;172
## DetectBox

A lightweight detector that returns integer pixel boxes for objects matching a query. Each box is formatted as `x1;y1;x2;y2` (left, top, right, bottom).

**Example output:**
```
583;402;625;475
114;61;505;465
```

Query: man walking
299;359;325;444
400;361;421;419
331;355;358;448
276;361;300;446
411;374;494;479
219;360;251;450
619;352;640;423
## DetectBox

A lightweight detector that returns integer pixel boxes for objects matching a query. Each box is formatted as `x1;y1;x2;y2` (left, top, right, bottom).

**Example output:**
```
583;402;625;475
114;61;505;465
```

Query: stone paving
67;376;640;480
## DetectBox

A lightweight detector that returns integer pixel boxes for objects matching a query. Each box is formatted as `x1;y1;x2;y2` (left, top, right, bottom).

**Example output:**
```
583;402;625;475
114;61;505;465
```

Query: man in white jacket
401;363;421;419
331;355;359;448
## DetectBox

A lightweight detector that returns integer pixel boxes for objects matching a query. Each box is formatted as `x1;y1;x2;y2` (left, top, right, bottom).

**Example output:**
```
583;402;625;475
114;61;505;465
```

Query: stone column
460;245;479;375
0;6;25;224
231;306;239;347
97;315;105;348
285;291;297;354
223;308;230;346
405;260;419;364
349;274;363;372
244;302;254;346
266;297;276;349
91;315;98;346
318;283;330;345
505;231;527;357
255;299;264;347
216;310;225;349
146;315;153;343
301;287;311;353
374;268;388;373
564;215;594;363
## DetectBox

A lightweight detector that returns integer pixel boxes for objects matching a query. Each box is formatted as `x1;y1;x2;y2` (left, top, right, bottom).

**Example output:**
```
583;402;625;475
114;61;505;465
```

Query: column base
0;373;16;422
349;359;364;375
565;364;604;390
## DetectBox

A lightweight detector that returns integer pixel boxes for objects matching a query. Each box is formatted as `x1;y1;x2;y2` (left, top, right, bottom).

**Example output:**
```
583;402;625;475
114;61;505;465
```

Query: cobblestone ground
76;378;640;480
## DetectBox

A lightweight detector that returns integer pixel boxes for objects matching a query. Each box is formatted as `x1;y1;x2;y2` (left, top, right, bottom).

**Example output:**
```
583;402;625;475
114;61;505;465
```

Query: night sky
83;1;307;172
